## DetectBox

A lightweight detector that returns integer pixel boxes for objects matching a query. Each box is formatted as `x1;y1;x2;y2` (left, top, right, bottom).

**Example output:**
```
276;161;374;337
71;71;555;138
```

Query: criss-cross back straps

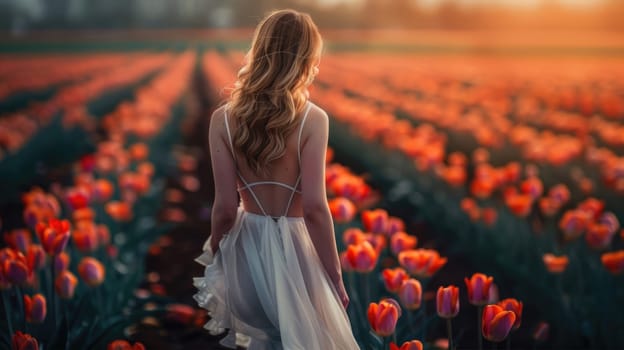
223;102;312;217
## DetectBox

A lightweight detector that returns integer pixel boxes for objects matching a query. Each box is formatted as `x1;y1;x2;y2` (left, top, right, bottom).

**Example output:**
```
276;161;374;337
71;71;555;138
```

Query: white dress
193;102;360;350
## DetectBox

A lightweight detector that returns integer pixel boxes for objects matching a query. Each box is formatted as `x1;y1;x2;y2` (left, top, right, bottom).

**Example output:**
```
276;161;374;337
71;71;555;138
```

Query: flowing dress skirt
193;207;360;350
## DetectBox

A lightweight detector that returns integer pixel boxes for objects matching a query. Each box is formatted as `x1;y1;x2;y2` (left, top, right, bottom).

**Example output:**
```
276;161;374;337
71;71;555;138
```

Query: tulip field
1;42;624;350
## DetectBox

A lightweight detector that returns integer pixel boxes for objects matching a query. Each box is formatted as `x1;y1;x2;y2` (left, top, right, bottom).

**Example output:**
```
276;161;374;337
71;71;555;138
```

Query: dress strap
236;172;269;217
223;109;236;161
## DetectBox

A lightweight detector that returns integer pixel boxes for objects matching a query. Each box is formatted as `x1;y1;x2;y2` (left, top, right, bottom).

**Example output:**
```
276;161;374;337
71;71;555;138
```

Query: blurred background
1;1;624;350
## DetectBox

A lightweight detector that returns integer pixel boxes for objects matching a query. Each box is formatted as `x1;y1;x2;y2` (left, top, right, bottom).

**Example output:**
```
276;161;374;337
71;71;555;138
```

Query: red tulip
72;220;99;253
599;212;620;235
390;232;417;255
65;187;90;210
386;216;405;235
520;177;543;199
481;207;497;226
26;245;46;271
344;241;378;273
4;229;32;253
55;270;78;299
505;194;533;217
436;285;460;319
498;298;523;330
538;197;560;217
601;250;624;275
54;252;70;274
2;248;31;286
78;257;105;287
328;197;356;223
129;142;149;161
11;331;39;350
585;223;615;250
559;210;592;241
543;254;569;273
548;184;570;205
390;340;424;350
342;227;365;245
482;304;516;342
23;294;46;323
398;249;447;278
166;303;196;324
398;279;422;310
35;219;71;255
107;340;146;350
465;273;494;306
361;209;389;234
382;267;408;293
368;298;401;337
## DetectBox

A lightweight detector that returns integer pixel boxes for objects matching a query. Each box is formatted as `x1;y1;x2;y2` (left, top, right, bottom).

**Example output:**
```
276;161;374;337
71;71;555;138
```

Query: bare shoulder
209;105;229;135
303;102;329;134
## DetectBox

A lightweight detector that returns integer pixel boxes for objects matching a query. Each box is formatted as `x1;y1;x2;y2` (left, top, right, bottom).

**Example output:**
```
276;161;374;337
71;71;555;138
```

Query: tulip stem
15;286;25;330
506;334;511;350
446;318;454;350
478;305;484;350
2;291;14;338
50;257;57;331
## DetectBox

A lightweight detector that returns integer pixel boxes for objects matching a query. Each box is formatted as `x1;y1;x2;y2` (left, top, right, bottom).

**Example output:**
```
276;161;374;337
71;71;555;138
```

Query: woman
193;9;360;350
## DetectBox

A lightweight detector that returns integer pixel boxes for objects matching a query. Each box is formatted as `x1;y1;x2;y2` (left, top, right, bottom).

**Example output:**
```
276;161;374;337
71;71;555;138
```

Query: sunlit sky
317;0;606;9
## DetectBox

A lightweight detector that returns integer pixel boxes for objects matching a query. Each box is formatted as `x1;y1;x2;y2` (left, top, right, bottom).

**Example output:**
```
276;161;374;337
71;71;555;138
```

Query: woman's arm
300;108;343;286
208;108;239;253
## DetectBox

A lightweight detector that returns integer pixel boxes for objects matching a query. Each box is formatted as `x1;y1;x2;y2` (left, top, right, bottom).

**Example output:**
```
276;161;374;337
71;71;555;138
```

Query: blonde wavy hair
227;9;323;176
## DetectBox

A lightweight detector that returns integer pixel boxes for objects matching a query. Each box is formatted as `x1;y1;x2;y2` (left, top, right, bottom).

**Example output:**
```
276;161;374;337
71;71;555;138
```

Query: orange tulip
35;219;71;255
390;340;423;350
585;223;615;250
378;217;400;237
465;273;494;306
542;253;569;273
92;179;114;202
520;177;543;200
368;298;401;337
538;197;560;217
166;303;196;324
559;210;592;241
72;220;99;253
361;209;389;234
548;184;570;205
598;212;620;235
578;198;604;219
482;304;516;342
105;201;133;222
342;227;365;245
11;331;39;350
78;257;105;287
505;194;533;217
129;142;149;161
436;285;460;319
23;294;46;323
390;232;417;255
398;279;422;310
398;249;447;278
382;267;409;293
55;270;78;299
328;197;356;223
344;241;378;273
65;187;90;210
497;298;523;330
601;250;624;275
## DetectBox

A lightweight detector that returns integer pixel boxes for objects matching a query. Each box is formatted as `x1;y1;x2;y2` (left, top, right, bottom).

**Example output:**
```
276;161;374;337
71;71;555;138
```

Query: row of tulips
1;51;195;349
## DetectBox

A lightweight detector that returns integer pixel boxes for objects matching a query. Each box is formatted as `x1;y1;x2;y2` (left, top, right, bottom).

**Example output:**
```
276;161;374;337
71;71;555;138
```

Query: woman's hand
335;279;349;309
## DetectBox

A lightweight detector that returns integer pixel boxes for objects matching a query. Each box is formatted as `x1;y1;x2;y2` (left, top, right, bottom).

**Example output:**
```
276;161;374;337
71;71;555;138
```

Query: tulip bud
55;270;78;299
11;331;39;350
498;298;523;330
23;294;46;323
436;285;459;319
465;273;494;306
328;197;356;223
390;232;417;256
390;340;423;350
54;252;70;274
78;257;105;287
398;279;422;310
382;267;408;293
368;298;401;337
482;304;516;342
